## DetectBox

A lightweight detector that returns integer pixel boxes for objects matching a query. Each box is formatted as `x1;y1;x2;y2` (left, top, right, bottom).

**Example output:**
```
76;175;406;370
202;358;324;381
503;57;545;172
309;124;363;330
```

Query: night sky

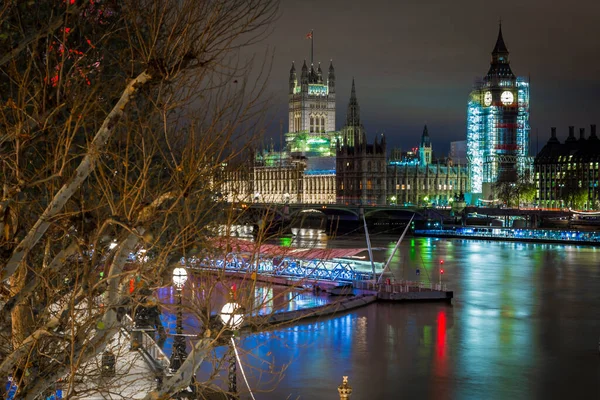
250;0;600;156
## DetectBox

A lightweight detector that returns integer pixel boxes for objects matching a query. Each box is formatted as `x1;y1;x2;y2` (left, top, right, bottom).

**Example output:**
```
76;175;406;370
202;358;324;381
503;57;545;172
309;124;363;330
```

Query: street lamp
169;267;188;373
219;294;245;400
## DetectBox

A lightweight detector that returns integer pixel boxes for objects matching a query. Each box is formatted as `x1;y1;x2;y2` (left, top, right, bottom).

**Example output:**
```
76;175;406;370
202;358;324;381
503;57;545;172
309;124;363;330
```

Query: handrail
123;314;170;374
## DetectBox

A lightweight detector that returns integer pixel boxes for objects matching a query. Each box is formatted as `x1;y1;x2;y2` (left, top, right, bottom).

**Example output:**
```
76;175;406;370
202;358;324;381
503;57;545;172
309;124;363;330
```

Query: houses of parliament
217;53;469;207
215;26;600;211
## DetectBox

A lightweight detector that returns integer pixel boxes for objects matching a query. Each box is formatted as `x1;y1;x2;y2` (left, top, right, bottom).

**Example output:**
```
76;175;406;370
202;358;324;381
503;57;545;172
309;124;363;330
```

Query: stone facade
387;163;469;206
286;60;339;156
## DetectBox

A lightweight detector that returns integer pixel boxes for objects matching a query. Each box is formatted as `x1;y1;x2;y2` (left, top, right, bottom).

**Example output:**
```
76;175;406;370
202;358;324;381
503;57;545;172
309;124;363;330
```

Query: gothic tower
336;80;386;205
341;79;366;148
286;58;337;156
419;125;432;166
466;23;531;199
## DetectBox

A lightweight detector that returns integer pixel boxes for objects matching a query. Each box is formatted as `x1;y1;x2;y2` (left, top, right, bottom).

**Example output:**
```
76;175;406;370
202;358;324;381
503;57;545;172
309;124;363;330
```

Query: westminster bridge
227;203;578;234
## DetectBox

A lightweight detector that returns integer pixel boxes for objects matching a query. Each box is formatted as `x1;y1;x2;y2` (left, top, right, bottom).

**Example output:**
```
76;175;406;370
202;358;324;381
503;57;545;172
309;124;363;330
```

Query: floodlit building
286;59;340;156
467;24;531;201
387;126;469;206
534;125;600;209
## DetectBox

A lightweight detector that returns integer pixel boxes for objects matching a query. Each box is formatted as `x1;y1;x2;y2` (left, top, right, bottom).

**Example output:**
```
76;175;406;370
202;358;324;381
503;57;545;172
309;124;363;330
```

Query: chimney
591;124;597;138
566;126;577;142
579;128;586;140
551;127;557;138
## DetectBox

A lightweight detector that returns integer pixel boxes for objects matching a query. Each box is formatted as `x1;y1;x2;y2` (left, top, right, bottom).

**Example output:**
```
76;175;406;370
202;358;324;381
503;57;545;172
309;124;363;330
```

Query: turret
420;124;431;148
317;62;323;84
419;124;432;166
289;62;296;94
300;60;308;91
328;60;335;93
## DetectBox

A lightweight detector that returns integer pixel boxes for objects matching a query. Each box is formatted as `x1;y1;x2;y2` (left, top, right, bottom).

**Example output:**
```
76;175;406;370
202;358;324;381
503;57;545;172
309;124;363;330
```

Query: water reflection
237;236;600;400
155;276;332;359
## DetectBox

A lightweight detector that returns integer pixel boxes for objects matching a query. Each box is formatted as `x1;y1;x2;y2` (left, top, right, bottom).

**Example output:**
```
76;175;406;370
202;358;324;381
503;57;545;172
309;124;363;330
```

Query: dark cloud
251;0;600;155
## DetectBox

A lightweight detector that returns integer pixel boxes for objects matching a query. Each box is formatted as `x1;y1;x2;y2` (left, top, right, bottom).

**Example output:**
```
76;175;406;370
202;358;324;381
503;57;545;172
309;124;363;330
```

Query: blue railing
189;255;373;282
415;226;600;244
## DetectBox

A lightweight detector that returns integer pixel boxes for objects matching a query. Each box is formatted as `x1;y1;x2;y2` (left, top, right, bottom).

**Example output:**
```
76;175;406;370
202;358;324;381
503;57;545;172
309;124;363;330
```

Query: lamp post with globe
169;267;188;373
219;292;245;400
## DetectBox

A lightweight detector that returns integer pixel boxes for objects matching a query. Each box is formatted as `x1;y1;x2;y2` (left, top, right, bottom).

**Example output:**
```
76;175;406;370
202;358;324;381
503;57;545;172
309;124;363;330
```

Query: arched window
321;116;326;132
310;116;314;133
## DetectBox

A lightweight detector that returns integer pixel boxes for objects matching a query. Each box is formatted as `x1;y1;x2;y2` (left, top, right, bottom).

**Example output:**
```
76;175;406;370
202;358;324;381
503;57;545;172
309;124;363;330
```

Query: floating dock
353;280;453;302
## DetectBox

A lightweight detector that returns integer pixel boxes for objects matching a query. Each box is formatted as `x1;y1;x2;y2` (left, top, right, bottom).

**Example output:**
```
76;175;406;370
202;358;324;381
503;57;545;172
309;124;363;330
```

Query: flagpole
310;29;314;65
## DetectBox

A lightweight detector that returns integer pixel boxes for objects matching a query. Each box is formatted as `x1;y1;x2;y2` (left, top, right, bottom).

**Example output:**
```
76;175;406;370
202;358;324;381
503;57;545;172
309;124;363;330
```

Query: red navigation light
440;260;444;265
440;269;444;274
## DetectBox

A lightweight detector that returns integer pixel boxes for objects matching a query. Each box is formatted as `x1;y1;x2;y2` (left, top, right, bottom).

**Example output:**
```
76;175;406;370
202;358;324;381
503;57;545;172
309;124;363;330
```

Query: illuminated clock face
501;91;514;105
484;91;492;106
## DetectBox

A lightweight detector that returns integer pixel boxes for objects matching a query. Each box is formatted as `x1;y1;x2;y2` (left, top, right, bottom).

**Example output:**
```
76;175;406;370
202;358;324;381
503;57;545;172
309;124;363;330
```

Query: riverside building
534;125;600;209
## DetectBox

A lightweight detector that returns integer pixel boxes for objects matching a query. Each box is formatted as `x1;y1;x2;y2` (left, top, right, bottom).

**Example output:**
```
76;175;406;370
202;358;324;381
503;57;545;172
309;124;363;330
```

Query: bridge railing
188;254;373;283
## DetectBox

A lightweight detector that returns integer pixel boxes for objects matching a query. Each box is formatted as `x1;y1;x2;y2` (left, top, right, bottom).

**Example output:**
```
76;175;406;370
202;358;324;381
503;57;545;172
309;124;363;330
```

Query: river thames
234;233;600;400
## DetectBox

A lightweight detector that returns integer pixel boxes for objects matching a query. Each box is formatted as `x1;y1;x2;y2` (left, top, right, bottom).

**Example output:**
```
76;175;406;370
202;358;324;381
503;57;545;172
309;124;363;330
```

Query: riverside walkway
415;226;600;245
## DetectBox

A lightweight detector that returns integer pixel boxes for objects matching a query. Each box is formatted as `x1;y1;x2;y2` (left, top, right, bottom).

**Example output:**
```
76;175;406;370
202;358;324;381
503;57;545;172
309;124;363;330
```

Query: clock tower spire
487;22;514;80
491;21;509;64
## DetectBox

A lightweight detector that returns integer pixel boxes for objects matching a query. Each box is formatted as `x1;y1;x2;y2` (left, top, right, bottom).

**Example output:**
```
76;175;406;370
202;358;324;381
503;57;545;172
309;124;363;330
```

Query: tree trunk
10;263;33;349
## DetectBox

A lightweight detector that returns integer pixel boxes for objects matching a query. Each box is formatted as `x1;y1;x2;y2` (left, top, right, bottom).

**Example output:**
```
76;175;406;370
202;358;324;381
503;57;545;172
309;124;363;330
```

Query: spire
328;60;335;93
421;124;431;147
289;61;296;94
300;60;308;86
491;21;509;64
486;22;514;80
346;78;360;127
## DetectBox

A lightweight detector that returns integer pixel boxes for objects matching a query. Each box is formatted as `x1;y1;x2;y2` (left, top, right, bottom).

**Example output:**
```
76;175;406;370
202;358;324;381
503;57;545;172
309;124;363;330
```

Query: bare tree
0;0;286;398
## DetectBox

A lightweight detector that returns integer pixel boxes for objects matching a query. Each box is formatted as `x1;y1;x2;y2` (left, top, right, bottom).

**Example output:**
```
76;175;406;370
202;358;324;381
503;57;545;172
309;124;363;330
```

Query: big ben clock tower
466;23;531;199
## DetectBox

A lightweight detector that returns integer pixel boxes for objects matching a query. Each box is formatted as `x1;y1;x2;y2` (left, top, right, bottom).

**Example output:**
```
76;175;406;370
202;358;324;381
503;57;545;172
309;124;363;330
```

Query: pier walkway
415;226;600;245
